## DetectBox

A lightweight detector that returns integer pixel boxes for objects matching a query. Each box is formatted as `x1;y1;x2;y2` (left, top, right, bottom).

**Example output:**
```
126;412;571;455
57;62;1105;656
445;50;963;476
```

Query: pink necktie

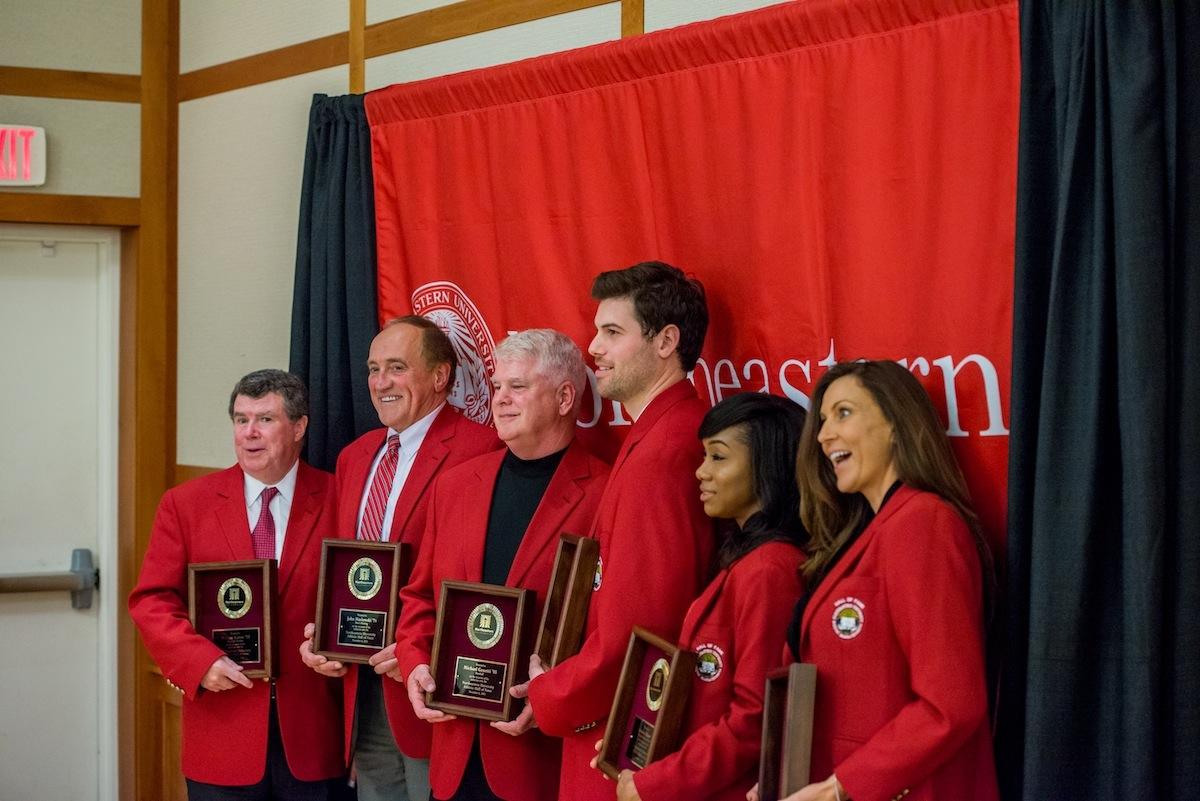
359;434;400;542
251;486;279;559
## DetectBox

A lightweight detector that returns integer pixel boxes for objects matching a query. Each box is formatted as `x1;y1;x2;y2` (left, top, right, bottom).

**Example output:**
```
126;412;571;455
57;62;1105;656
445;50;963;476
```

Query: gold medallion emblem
646;657;669;711
348;557;383;601
466;602;504;649
217;577;252;619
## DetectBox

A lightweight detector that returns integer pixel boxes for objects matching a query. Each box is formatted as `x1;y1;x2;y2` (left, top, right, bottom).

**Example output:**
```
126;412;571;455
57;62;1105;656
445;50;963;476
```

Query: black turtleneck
481;447;567;586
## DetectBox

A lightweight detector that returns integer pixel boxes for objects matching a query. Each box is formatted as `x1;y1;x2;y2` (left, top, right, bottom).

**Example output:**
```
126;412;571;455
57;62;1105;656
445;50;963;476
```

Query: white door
0;224;118;801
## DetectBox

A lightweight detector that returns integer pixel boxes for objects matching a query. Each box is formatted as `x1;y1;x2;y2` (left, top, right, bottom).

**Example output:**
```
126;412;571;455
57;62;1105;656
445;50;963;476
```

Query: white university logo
411;280;497;425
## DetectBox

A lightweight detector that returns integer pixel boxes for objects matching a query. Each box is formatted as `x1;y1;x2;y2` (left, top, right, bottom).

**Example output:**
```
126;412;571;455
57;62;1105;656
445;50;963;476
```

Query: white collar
243;459;299;507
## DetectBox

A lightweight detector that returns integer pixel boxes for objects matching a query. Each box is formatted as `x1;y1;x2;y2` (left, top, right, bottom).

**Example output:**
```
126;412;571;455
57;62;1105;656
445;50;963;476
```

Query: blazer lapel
678;567;729;644
214;466;254;560
506;442;589;588
460;454;501;582
278;463;321;595
800;485;919;644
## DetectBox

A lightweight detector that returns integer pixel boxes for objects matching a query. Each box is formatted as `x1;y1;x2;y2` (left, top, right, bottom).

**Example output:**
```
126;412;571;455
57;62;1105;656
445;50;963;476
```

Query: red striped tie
358;434;400;542
251;486;279;559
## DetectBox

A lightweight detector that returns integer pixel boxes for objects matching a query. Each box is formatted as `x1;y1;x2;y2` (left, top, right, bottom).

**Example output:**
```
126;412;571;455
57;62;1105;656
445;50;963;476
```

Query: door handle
0;548;98;609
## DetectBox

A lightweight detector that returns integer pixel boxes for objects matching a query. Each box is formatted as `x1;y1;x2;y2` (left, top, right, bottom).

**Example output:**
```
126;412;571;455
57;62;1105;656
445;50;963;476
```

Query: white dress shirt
243;460;300;561
355;402;444;540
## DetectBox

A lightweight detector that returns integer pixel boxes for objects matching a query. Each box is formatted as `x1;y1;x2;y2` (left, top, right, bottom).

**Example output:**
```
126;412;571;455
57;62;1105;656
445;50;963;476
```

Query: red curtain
366;0;1019;547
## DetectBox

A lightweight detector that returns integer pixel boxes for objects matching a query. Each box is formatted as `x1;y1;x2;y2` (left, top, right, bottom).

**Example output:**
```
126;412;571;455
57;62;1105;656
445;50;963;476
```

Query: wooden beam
0;65;140;103
0;193;139;226
131;1;178;799
365;0;612;58
178;33;348;102
621;0;644;38
174;464;220;486
349;0;365;94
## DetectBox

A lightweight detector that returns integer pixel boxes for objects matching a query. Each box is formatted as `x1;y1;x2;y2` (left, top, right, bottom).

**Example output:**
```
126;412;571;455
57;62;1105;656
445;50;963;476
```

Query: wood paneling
349;0;366;93
621;0;644;37
178;33;348;102
365;0;613;57
0;193;139;226
0;65;140;103
132;1;180;799
174;464;220;485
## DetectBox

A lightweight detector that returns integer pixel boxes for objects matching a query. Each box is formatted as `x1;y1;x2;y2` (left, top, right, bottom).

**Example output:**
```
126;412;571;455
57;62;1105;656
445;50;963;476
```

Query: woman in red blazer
768;360;998;801
601;391;808;801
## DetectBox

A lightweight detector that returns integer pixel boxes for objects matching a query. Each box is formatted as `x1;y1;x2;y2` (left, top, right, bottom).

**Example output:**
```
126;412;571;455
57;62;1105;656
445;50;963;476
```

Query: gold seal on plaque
467;602;504;649
348;557;383;601
217;577;252;619
646;657;669;711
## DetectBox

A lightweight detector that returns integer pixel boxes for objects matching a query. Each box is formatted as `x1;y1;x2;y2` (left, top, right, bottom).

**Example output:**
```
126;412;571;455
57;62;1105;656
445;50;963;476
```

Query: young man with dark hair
524;261;716;800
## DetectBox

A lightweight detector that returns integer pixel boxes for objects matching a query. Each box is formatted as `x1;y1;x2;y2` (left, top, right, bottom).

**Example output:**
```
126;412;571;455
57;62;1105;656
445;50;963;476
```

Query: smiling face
695;424;761;527
588;297;661;412
232;392;307;485
367;323;450;432
817;375;899;511
490;354;574;459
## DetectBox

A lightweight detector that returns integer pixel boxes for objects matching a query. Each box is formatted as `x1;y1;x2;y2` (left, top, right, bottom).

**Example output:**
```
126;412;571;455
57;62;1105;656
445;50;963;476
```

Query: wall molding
173;464;221;485
0;65;140;103
178;33;348;102
0;193;139;226
621;0;643;37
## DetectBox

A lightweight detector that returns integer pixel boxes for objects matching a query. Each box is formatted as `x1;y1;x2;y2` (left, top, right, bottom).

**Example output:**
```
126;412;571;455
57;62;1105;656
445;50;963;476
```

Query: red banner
366;0;1019;549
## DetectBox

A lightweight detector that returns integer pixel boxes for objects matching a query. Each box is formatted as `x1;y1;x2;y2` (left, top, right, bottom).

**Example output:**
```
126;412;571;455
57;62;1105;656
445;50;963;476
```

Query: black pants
441;730;501;801
186;692;337;801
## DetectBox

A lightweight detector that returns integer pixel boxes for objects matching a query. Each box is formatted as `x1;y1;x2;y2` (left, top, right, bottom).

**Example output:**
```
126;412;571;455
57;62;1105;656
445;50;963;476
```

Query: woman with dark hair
600;392;808;801
768;360;998;801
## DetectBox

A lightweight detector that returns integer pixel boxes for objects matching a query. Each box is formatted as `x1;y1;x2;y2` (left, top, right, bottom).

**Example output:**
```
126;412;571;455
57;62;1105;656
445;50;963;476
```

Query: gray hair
494;329;587;411
228;369;309;421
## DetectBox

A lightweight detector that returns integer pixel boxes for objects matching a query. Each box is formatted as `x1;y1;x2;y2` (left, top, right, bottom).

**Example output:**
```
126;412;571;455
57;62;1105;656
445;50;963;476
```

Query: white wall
0;0;141;198
175;0;789;465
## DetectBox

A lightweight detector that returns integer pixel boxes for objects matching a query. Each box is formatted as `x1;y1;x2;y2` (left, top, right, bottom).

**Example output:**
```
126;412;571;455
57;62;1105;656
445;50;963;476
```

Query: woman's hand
616;769;642;801
782;775;846;801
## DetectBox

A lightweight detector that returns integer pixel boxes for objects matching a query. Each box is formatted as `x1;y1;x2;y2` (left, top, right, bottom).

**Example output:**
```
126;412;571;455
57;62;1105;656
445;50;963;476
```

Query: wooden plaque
427;580;534;722
187;559;278;679
758;663;817;800
533;533;599;668
597;626;696;778
312;539;410;664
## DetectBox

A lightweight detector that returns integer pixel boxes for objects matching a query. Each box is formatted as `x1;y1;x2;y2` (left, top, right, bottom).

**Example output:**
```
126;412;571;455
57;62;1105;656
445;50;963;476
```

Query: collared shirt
355;402;445;541
243;460;300;561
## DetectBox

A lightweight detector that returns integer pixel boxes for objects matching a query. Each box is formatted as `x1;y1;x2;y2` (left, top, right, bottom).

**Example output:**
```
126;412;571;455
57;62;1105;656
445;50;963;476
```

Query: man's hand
406;664;456;723
491;653;544;735
299;622;347;677
369;642;401;681
747;783;760;801
588;738;610;777
201;655;254;692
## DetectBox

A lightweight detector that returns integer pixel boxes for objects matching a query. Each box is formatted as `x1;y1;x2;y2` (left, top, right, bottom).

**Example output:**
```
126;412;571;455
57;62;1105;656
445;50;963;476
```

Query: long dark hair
698;392;807;569
796;361;995;609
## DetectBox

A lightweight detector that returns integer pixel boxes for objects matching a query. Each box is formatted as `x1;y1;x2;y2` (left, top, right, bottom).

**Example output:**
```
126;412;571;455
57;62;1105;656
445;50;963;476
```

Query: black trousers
186;691;338;801
441;730;501;801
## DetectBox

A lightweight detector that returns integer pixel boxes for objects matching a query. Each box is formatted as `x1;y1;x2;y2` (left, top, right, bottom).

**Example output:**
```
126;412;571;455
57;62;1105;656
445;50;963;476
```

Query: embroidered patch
832;597;866;639
592;555;604;591
694;643;725;682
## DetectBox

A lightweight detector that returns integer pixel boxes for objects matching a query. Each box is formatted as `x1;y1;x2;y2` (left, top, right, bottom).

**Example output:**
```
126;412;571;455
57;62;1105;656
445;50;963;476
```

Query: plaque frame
757;662;817;801
533;533;599;668
597;626;696;778
187;559;277;679
312;539;410;664
427;580;533;722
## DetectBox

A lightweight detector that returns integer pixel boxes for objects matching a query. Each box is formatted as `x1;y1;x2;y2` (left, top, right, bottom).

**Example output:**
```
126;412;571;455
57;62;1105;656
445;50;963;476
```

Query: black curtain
998;3;1199;799
290;93;380;472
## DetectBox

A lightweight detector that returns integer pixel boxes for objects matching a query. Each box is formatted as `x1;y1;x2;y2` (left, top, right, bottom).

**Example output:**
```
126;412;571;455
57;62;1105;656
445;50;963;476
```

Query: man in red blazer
399;329;610;801
300;316;499;801
129;369;344;800
524;262;716;800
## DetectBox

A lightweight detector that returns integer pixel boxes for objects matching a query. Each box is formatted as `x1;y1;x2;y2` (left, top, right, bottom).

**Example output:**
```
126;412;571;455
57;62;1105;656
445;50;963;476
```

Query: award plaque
758;663;817;800
597;626;696;778
533;533;599;667
427;580;533;722
187;559;277;679
312;539;411;664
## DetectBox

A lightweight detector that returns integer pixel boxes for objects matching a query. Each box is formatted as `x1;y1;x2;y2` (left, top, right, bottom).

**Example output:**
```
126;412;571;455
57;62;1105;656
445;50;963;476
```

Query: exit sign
0;125;46;186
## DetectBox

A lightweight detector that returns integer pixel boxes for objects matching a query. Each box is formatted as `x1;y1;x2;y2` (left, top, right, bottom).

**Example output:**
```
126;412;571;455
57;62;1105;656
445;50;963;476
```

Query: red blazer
798;486;999;801
395;440;610;801
527;379;715;801
128;463;343;785
335;406;500;761
635;540;804;801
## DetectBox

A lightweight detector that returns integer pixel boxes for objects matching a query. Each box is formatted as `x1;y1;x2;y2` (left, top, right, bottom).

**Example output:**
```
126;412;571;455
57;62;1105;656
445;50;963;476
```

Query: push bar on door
0;548;98;609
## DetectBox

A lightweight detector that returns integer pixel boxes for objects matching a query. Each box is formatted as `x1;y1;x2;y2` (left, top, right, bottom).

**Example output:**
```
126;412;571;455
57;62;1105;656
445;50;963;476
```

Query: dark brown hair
591;261;708;371
796;361;994;605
